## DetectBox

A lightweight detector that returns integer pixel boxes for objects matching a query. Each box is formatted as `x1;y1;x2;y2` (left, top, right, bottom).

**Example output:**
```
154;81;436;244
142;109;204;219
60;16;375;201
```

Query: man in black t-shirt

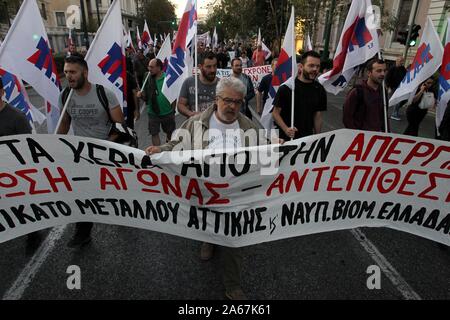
272;51;327;140
0;77;43;254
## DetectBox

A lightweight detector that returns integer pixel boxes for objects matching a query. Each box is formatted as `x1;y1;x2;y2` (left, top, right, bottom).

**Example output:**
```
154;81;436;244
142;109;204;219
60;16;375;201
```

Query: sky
171;0;213;19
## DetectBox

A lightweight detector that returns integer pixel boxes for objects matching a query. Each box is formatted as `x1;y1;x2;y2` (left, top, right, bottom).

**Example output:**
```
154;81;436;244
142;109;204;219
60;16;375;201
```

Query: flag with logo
0;67;46;130
124;27;135;53
84;0;127;114
157;34;172;73
436;17;450;132
389;17;444;106
162;0;197;104
318;0;380;94
258;28;271;60
260;8;296;130
142;21;153;54
0;0;62;132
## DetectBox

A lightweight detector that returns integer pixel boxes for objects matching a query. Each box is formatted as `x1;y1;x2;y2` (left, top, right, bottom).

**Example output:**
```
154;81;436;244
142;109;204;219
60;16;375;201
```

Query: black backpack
61;84;138;148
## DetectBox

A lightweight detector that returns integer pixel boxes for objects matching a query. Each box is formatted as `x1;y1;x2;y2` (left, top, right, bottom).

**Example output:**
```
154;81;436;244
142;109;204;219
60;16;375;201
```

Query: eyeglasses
217;96;244;107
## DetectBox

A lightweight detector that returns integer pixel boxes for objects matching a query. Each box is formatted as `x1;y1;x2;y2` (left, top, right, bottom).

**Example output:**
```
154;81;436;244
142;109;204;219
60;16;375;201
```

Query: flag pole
195;28;198;113
290;7;295;141
53;90;73;134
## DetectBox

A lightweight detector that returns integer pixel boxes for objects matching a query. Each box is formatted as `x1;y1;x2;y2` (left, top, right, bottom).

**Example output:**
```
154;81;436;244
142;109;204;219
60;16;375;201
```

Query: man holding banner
57;53;124;248
146;77;274;300
272;51;326;140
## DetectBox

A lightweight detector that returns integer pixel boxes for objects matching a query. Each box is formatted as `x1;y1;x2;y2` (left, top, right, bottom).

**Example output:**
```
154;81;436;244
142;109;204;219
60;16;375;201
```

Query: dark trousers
74;222;93;236
403;104;427;137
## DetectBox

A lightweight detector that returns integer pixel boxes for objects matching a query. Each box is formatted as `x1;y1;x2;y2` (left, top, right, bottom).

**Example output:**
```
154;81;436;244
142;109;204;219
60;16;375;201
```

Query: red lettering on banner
368;136;393;162
418;173;450;202
185;179;203;205
346;166;372;192
43;167;72;192
100;167;122;190
381;138;415;164
286;170;309;193
15;169;51;195
402;142;434;165
341;133;365;161
312;167;330;191
420;145;450;168
161;173;182;197
205;182;230;205
377;169;401;193
327;166;350;191
115;168;133;190
137;170;161;193
266;174;285;196
398;170;427;196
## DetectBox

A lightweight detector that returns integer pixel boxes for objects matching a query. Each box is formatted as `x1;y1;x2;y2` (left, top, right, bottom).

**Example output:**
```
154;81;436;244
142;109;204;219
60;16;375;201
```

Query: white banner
0;130;449;246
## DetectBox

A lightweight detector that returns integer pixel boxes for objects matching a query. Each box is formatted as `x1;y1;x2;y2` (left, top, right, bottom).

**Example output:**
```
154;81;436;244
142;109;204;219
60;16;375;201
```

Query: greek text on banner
0;129;449;246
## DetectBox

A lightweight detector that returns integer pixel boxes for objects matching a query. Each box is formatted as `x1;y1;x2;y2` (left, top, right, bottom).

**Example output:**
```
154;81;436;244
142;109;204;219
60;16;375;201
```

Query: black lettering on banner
26;138;54;163
92;198;111;216
87;143;114;167
198;207;209;231
435;213;450;234
228;151;251;177
39;201;72;218
423;210;440;229
140;155;163;170
0;139;26;165
0;208;17;229
230;211;242;236
75;199;97;215
59;139;94;164
108;148;129;167
274;144;297;165
188;206;200;229
181;158;203;177
11;205;36;224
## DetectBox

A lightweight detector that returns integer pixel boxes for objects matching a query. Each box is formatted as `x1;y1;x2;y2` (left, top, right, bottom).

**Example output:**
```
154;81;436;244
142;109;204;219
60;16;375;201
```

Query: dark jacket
343;80;390;132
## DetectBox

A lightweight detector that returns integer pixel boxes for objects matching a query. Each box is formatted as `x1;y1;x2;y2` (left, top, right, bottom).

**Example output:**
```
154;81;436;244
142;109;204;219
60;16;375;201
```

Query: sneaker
225;288;247;300
390;114;401;121
200;242;215;261
67;233;92;248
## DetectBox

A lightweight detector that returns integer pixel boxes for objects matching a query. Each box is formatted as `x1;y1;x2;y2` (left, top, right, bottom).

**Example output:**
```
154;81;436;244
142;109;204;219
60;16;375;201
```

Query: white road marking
350;228;422;300
2;226;67;300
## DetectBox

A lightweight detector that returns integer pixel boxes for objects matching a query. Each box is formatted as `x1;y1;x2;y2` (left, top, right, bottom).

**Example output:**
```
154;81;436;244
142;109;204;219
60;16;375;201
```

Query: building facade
312;0;449;63
0;0;139;54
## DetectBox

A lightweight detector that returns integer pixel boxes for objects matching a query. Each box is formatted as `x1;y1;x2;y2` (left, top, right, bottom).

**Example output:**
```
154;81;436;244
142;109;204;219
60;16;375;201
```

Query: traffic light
396;29;408;45
408;24;421;47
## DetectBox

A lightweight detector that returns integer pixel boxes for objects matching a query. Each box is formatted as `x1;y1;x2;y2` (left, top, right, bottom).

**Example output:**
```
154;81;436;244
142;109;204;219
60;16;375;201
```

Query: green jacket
159;105;269;152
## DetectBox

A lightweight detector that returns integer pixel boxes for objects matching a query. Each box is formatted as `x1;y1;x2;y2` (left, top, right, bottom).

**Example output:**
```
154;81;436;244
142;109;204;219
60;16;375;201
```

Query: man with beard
231;58;255;119
57;53;124;248
343;58;389;132
178;51;219;117
272;51;327;140
137;58;175;146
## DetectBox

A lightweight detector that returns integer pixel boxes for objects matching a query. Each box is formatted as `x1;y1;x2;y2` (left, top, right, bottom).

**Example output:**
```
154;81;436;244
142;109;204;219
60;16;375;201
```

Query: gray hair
216;77;246;97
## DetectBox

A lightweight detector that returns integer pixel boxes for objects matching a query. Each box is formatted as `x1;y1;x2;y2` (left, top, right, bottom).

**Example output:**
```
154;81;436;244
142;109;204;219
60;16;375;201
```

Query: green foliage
138;0;177;34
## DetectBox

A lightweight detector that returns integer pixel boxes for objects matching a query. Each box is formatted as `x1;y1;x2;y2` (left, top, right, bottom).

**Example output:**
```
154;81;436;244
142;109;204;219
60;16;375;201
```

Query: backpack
61;84;138;148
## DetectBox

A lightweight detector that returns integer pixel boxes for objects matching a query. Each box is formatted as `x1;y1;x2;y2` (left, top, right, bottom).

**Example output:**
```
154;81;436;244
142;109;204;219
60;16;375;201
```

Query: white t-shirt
207;112;242;150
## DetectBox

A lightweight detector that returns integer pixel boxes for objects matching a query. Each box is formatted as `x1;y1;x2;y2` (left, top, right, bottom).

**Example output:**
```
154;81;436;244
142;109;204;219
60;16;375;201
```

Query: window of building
55;12;66;27
128;19;132;28
41;3;47;20
394;0;413;42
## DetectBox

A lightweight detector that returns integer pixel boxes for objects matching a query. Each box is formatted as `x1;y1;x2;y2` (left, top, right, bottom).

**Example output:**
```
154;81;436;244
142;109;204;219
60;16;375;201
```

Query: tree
138;0;177;35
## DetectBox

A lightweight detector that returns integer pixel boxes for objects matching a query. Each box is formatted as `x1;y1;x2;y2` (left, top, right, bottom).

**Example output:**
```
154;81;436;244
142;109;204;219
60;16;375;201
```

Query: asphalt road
0;87;448;301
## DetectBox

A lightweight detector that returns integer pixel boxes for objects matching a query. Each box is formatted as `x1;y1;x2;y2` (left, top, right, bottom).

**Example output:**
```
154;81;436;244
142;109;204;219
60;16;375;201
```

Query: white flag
212;27;218;48
389;17;444;106
157;34;172;73
436;18;450;132
260;8;296;130
0;0;62;132
162;0;197;104
318;0;380;94
84;0;126;112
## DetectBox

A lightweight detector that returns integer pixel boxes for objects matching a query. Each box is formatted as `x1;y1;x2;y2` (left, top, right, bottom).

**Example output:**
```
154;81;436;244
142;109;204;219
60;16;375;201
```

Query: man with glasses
146;77;273;300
